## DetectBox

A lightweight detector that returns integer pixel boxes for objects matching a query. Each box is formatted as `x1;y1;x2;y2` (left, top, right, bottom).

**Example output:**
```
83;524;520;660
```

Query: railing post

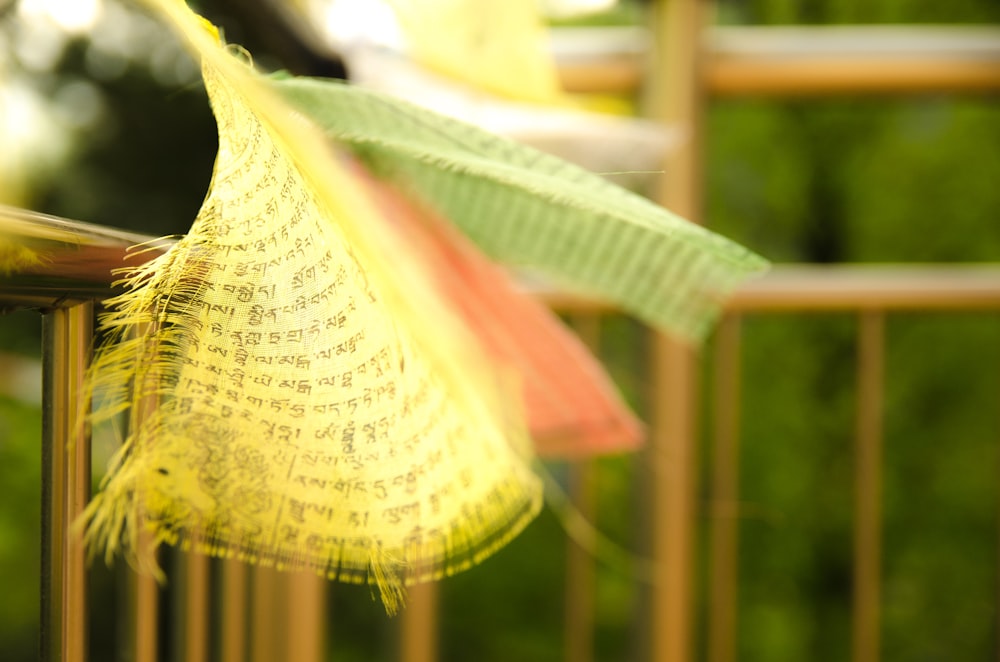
649;334;699;662
853;311;885;662
708;314;743;662
564;459;597;662
647;0;707;660
286;571;326;662
179;552;210;662
41;301;94;662
564;313;601;662
220;558;249;662
250;566;284;662
401;580;439;662
123;559;159;662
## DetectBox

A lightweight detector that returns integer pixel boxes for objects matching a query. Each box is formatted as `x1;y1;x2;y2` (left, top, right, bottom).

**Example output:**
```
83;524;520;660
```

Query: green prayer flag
272;77;768;341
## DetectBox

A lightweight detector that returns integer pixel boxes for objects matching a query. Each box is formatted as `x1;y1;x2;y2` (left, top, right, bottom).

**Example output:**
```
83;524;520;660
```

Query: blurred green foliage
0;394;42;659
2;1;1000;661
708;99;1000;263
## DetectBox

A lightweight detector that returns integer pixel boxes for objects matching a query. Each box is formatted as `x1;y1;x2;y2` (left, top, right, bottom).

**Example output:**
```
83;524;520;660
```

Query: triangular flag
83;1;540;613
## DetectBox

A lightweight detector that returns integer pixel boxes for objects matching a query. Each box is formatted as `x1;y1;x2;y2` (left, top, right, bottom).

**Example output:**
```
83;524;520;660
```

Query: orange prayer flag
352;161;642;458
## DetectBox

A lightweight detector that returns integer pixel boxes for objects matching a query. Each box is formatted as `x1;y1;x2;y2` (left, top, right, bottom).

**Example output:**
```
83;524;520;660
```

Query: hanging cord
538;461;658;586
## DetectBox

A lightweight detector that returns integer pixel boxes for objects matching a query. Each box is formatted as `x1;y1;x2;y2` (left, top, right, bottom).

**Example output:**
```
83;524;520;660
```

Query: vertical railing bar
564;459;597;662
126;321;161;662
129;563;159;662
66;306;92;662
853;310;885;662
179;552;210;662
136;324;161;662
708;314;743;662
401;580;438;662
564;313;601;662
647;0;706;657
41;301;93;662
649;333;699;662
220;558;248;662
286;571;326;662
250;566;284;662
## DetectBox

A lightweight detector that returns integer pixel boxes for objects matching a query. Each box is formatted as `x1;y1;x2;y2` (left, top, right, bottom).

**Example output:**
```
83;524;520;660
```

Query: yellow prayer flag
82;0;541;613
388;0;564;103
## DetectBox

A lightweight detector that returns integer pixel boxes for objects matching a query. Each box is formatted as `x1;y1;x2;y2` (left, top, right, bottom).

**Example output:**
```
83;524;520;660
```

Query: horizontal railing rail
0;205;167;308
14;206;1000;316
526;263;1000;314
553;25;1000;95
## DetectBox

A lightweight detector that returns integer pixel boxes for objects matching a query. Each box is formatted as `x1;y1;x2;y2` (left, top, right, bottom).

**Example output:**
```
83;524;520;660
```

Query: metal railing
2;206;149;662
538;265;1000;662
6;206;1000;661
